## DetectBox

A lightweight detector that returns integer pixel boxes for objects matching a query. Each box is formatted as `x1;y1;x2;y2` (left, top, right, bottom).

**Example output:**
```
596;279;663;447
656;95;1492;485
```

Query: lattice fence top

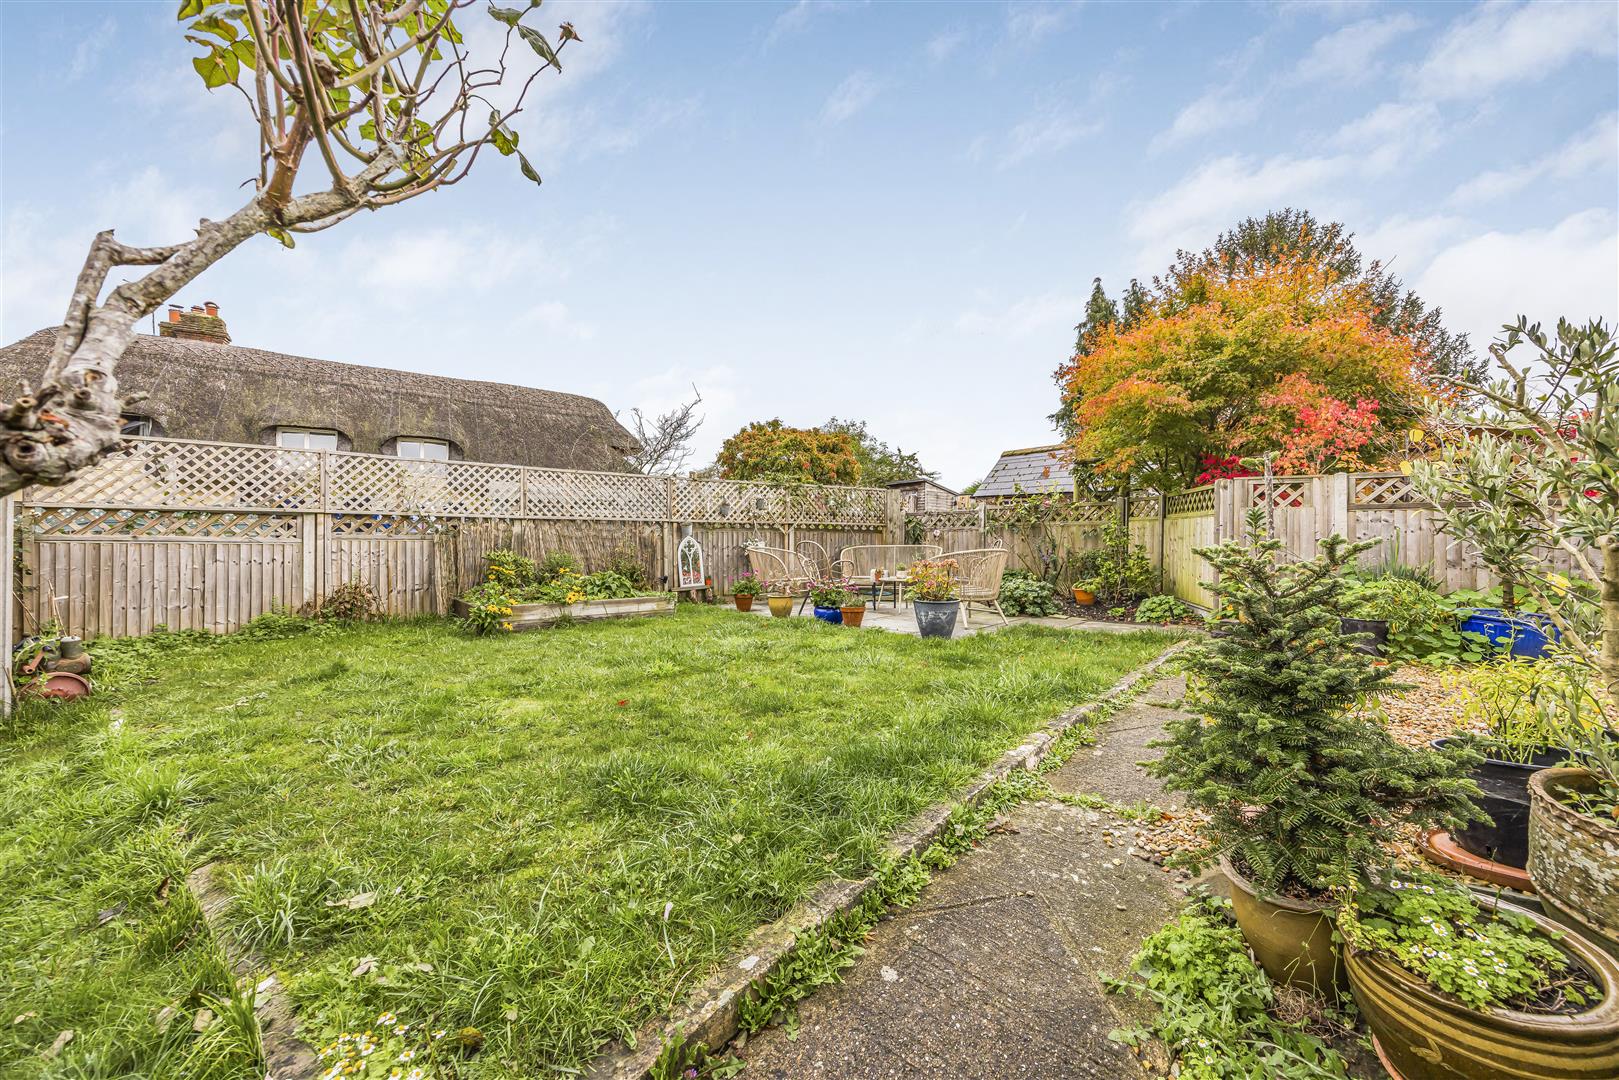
21;436;895;526
1165;485;1215;515
1351;473;1430;508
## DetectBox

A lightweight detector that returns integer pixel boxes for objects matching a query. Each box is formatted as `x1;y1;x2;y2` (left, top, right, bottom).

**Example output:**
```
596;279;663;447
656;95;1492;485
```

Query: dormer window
276;427;339;451
120;414;154;436
395;438;450;461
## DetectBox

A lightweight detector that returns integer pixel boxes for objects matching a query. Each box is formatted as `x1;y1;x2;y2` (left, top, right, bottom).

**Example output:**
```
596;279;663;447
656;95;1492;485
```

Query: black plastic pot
1340;617;1389;656
1433;736;1575;869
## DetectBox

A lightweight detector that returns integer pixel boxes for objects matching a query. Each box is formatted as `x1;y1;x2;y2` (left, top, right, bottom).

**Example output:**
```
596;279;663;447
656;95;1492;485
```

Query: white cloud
69;16;117;82
1126;153;1352;258
1151;90;1260;151
517;300;597;342
1410;1;1619;101
1291;12;1420;84
1355;213;1472;273
1416;209;1619;356
1005;2;1075;46
1331;101;1439;148
954;291;1075;339
579;96;702;156
998;104;1103;168
766;0;861;47
926;27;967;65
820;72;880;126
1449;112;1619;205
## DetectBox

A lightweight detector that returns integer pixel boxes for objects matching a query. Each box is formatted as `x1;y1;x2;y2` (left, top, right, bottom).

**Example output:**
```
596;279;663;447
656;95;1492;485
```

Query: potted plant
1430;658;1576;874
1071;578;1098;606
839;590;867;628
1151;508;1481;995
907;559;960;639
1340;869;1619;1080
1411;316;1619;941
764;581;794;619
731;572;763;612
808;581;853;625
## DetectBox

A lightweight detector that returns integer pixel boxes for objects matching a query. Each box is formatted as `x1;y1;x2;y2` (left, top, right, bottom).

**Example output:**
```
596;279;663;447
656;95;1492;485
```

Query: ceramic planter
766;595;793;619
1529;768;1619;941
913;599;959;639
1071;587;1096;606
1347;897;1619;1080
1341;616;1390;656
1220;855;1344;996
1434;737;1573;870
840;605;866;628
812;606;843;625
733;593;755;612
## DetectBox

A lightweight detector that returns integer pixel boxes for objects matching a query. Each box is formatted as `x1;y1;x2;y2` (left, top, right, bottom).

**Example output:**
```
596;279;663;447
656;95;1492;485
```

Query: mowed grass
0;606;1175;1078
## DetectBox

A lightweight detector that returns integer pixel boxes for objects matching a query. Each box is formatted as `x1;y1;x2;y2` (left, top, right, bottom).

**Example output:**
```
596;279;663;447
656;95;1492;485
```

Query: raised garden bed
451;593;674;629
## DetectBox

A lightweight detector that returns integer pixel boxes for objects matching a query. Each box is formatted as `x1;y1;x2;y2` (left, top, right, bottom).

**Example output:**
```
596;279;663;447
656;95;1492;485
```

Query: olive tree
0;0;575;494
1412;316;1618;697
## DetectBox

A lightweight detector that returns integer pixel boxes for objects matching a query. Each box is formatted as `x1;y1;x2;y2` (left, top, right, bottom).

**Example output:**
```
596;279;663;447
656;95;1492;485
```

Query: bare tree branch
625;387;705;476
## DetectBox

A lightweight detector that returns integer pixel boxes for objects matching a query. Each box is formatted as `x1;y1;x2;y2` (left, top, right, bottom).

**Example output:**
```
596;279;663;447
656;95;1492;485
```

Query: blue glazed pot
914;599;959;639
1459;608;1559;659
812;606;843;625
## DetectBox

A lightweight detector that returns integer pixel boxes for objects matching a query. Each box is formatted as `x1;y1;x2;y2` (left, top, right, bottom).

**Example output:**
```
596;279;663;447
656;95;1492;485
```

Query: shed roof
973;444;1079;498
0;328;638;472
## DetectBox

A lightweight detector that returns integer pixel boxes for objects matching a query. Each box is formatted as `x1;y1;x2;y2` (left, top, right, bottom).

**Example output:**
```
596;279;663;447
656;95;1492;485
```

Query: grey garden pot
914;599;959;639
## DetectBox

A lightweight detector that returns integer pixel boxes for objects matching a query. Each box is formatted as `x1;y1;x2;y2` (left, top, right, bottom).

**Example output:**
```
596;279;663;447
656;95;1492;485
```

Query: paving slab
738;680;1191;1079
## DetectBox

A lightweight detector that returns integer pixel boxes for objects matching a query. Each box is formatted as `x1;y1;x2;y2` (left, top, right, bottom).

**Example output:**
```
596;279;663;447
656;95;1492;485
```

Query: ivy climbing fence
13;436;902;638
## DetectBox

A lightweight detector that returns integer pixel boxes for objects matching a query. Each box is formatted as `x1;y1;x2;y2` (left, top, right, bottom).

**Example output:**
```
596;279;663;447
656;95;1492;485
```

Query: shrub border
585;637;1193;1079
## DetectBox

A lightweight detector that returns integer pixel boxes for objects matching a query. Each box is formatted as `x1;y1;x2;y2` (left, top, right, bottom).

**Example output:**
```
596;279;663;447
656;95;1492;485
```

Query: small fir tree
1150;509;1481;895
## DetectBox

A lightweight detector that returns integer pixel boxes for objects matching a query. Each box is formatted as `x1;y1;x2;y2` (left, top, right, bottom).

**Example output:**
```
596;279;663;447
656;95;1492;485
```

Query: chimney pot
203;301;219;317
167;306;182;323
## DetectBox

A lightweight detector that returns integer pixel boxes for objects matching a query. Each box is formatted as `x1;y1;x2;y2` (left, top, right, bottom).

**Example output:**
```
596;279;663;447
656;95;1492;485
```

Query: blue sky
2;0;1616;488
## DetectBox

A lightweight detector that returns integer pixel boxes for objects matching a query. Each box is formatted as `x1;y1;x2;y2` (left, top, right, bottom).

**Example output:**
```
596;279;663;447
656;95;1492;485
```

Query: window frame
394;437;451;461
275;427;340;451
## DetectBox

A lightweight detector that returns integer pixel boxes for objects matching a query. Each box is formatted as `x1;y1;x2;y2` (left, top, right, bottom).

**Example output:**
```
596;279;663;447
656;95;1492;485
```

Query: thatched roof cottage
0;303;637;472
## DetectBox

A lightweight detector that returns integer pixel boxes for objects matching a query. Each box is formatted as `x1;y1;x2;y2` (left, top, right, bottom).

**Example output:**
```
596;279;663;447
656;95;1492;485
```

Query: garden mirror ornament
677;535;707;591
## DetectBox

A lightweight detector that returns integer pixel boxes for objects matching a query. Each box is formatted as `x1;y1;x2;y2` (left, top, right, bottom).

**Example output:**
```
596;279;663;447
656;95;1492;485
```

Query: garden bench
836;544;943;607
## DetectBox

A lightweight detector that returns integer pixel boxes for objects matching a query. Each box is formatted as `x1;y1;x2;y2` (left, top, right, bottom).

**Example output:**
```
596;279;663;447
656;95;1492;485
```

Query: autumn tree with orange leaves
1054;214;1466;492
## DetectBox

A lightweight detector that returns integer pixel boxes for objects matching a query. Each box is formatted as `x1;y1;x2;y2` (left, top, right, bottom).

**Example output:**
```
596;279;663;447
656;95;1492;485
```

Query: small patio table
848;571;908;609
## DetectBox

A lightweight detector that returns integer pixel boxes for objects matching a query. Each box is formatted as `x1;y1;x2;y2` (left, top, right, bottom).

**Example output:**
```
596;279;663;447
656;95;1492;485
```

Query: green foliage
1107;896;1350;1079
458;580;515;635
528;569;641;604
905;560;959;602
819;417;936;486
1340;577;1490;663
604;546;650;590
730;572;764;597
1076;514;1156;604
1135;594;1192;624
535;550;578;585
1447;659;1565;763
1151;509;1483;893
998;571;1061;617
649;1032;745;1079
485;547;537;588
318;578;380;623
807;581;858;609
1340;870;1594;1012
715;419;862;485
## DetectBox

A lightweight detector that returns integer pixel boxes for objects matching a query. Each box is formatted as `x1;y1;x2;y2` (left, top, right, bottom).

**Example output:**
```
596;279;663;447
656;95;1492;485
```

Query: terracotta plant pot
1220;855;1344;996
733;594;755;612
1347;897;1619;1080
1071;587;1096;606
766;595;793;619
840;605;866;628
1529;767;1619;942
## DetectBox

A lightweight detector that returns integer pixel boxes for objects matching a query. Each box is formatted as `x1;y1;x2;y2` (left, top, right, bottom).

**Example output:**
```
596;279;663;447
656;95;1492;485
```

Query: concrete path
737;676;1192;1079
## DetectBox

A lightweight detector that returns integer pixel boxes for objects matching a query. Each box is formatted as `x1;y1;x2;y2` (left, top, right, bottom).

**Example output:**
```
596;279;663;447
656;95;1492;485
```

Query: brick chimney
158;300;231;345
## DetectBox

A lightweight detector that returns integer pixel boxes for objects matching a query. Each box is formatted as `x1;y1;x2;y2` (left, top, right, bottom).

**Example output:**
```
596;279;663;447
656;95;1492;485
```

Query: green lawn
0;607;1175;1078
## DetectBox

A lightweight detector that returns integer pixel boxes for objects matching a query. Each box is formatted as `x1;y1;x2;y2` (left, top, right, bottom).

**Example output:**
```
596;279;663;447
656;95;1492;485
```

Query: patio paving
738;601;1149;637
735;675;1195;1079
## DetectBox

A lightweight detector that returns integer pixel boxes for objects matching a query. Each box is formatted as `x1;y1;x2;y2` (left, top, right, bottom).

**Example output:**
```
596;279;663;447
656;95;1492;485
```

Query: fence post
1325;472;1352;542
1156;489;1168;594
884;490;905;544
319;449;331;510
520;468;530;517
301;513;318;612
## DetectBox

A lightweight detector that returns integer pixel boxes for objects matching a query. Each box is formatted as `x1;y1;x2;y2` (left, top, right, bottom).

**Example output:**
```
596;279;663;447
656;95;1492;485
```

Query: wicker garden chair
945;547;1011;626
796;539;836;582
743;542;817;612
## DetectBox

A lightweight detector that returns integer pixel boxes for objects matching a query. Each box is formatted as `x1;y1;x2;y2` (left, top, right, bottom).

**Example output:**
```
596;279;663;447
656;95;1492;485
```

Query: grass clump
0;606;1174;1077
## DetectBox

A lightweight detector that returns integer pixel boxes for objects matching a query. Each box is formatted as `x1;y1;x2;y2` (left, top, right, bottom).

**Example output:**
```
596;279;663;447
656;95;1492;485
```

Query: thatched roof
0;327;638;472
